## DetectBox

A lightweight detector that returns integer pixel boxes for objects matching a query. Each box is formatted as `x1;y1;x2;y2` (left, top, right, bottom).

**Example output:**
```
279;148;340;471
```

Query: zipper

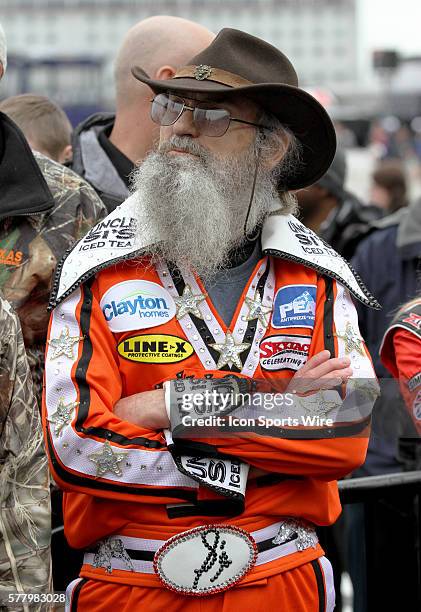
0;206;54;224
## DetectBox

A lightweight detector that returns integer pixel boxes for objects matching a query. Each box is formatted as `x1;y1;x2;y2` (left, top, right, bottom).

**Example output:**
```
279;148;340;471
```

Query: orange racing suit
42;208;378;608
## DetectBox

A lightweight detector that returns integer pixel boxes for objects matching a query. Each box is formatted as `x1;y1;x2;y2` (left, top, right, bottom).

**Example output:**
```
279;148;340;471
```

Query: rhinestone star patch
348;378;380;403
299;391;340;416
334;322;365;356
210;330;250;370
272;519;318;551
48;326;81;360
174;284;207;320
88;441;127;477
48;397;79;436
244;293;272;328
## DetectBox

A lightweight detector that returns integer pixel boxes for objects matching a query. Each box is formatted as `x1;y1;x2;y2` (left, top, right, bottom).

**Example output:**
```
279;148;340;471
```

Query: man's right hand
114;388;169;429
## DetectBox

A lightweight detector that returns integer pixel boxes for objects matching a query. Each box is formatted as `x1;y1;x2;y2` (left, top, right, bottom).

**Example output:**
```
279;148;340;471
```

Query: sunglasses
150;92;270;137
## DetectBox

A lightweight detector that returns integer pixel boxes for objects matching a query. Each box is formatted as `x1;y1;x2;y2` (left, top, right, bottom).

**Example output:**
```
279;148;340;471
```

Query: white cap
0;23;7;73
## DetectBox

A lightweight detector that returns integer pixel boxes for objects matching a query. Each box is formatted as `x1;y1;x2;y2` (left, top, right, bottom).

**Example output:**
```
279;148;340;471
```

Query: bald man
71;16;214;212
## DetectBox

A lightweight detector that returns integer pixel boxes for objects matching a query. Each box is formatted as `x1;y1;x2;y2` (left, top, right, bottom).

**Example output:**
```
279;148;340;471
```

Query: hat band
173;65;253;88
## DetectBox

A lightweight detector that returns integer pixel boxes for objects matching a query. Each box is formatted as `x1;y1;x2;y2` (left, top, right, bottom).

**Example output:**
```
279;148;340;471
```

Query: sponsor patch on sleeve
259;334;311;371
272;284;316;329
412;390;421;420
118;334;194;364
402;312;421;333
100;280;176;332
408;372;421;393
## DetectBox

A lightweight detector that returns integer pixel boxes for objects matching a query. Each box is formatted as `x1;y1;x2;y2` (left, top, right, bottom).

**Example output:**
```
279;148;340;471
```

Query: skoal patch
272;284;316;329
260;334;311;371
100;280;176;332
118;334;194;364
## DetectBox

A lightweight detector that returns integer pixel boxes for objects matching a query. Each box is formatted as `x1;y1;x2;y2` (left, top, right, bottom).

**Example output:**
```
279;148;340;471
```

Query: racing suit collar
50;194;379;310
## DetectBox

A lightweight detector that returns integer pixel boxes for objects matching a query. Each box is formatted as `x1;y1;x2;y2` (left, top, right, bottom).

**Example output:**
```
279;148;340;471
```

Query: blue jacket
351;204;421;475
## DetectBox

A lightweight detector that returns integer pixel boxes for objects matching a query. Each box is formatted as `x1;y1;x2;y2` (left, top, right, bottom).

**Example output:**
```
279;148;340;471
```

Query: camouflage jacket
0;113;106;399
0;296;51;609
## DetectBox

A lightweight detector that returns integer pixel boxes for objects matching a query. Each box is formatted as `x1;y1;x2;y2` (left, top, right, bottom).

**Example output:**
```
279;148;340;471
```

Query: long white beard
131;136;279;280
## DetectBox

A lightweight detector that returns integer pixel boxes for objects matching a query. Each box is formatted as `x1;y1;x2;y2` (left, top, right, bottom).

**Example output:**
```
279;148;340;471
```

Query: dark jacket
0;112;106;397
320;194;383;260
70;112;129;213
352;206;421;374
351;203;421;475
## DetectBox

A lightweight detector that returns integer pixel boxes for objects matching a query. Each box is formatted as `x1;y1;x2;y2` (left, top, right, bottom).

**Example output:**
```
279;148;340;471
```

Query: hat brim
132;67;336;191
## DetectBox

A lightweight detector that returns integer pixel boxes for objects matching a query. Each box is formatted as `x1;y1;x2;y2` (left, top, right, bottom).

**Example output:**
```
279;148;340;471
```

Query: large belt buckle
153;524;257;596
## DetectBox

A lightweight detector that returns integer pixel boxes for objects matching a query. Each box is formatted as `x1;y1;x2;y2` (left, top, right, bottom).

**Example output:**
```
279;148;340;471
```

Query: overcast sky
359;0;421;56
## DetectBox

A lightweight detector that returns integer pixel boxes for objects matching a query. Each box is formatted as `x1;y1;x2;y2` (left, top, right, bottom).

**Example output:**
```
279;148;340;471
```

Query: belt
84;519;318;587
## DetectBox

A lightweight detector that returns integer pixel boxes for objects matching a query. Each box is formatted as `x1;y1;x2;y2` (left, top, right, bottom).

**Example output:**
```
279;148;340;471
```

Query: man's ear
155;65;176;81
58;144;73;164
263;128;291;171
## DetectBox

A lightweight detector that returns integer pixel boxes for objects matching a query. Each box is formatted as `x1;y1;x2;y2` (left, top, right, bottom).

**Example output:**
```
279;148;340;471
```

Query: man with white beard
132;118;298;282
43;29;378;610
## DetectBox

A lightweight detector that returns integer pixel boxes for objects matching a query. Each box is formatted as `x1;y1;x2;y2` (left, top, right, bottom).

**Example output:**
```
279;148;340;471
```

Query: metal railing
339;470;421;611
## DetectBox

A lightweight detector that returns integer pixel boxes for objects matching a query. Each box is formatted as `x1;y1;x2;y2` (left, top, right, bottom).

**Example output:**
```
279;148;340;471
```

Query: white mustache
158;136;209;161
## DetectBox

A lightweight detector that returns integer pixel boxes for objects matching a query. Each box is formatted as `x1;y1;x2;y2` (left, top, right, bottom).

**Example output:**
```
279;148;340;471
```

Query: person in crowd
369;159;408;214
0;23;107;592
71;15;214;212
0;94;73;164
0;296;51;605
295;148;383;260
333;121;357;149
379;297;421;610
351;195;421;417
381;296;421;441
43;29;378;610
0;23;106;400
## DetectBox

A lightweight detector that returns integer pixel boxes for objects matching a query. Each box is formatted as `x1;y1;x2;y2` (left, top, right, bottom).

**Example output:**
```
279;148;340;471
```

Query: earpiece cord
243;149;261;242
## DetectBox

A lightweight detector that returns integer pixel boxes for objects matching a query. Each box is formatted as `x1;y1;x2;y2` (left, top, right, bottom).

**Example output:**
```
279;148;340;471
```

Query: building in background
0;0;358;118
3;0;420;148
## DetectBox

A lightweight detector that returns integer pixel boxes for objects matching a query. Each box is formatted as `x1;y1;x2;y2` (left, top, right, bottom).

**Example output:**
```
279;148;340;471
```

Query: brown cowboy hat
131;28;336;190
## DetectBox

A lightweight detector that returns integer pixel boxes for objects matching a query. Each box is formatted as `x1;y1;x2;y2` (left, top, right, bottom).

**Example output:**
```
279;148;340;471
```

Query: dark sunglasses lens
194;107;231;136
151;93;183;126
